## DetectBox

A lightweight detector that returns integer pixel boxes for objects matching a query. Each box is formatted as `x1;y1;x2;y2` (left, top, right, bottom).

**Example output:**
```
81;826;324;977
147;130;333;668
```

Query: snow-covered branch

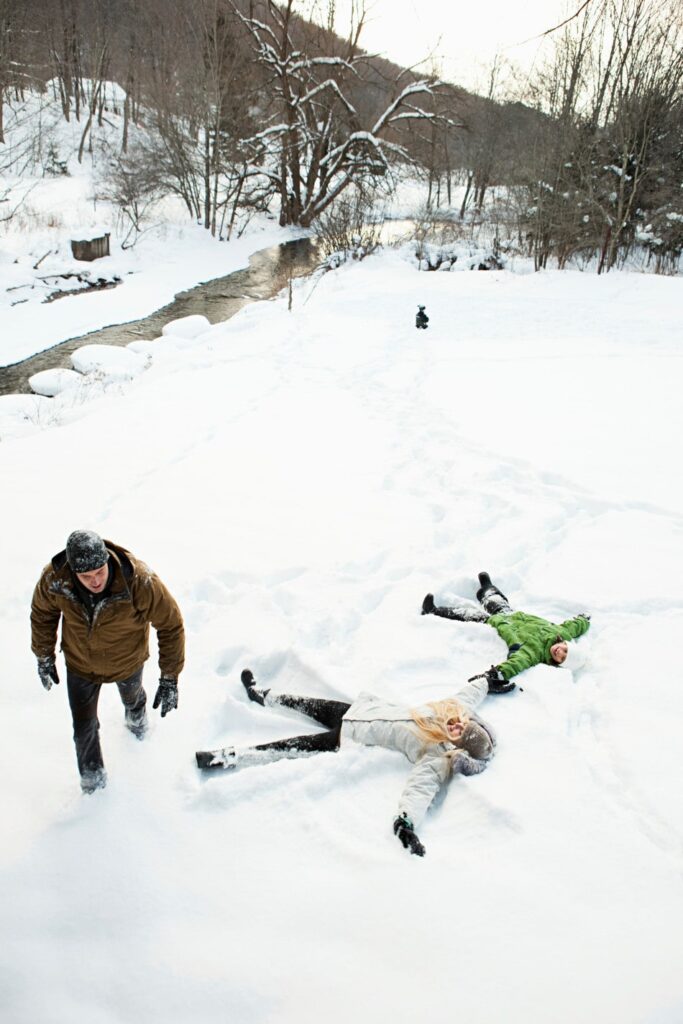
298;78;357;114
371;81;435;136
290;56;358;74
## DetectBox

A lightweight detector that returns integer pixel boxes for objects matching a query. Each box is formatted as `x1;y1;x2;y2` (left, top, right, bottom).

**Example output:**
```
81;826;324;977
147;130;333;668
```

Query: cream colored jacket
341;677;493;826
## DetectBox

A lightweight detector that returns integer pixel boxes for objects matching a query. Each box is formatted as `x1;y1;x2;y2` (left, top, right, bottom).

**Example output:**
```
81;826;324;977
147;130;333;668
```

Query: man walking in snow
31;530;185;793
422;572;590;693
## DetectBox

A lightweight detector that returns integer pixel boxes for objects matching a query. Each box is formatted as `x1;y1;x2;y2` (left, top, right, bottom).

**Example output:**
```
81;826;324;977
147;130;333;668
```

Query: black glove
393;813;426;857
468;665;516;694
153;677;178;717
37;656;59;691
579;613;591;621
421;593;435;615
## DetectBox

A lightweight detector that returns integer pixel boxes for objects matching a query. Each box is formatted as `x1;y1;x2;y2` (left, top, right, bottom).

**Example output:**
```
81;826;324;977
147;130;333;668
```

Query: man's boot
125;707;148;740
81;767;107;794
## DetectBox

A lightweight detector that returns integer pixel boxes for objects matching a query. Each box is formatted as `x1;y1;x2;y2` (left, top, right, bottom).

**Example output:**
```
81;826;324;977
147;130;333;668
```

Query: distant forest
1;0;681;272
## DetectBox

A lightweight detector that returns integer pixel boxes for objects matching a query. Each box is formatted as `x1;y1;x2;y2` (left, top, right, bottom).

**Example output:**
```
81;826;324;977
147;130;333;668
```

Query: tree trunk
122;90;130;153
460;172;473;219
204;127;211;230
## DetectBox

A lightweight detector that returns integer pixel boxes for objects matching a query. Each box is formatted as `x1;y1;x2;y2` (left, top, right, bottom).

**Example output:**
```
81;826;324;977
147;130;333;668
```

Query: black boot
81;767;107;794
422;593;436;615
476;574;512;615
479;573;509;602
125;707;148;740
241;668;269;706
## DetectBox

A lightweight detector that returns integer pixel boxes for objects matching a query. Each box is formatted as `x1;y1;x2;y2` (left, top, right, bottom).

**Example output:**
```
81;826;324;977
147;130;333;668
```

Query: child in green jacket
421;572;590;693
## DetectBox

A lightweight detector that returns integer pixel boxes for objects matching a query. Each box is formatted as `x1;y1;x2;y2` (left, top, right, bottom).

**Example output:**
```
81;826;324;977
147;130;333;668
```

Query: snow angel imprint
196;671;496;857
422;571;591;693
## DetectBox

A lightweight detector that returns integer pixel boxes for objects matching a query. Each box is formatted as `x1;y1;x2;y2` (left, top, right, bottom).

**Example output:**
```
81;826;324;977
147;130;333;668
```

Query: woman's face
446;718;464;740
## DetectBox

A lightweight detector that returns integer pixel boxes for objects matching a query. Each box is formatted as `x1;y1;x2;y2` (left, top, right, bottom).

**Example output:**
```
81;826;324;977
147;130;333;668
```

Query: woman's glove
393;813;426;857
153;677;178;717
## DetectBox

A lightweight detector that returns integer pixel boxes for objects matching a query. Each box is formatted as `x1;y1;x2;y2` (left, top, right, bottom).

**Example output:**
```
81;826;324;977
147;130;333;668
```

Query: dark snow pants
433;584;513;621
66;667;146;779
251;693;351;757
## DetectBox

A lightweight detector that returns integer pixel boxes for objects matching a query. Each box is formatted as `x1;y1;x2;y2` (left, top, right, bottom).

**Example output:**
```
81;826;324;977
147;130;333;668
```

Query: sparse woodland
0;0;681;271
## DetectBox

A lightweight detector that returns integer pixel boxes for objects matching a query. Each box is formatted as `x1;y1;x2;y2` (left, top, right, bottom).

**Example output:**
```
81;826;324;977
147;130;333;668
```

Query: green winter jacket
486;611;590;681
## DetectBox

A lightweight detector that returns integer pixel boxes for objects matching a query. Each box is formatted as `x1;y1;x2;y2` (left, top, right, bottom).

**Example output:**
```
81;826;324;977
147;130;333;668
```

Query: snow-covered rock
28;367;83;396
70;343;147;380
127;339;163;356
161;314;212;340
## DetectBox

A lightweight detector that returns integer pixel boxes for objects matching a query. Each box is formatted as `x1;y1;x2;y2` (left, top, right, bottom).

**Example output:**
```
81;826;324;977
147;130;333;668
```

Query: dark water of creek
0;235;320;396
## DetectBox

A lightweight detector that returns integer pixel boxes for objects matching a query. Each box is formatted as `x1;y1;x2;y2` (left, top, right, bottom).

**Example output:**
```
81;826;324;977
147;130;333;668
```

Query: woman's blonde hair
410;699;470;749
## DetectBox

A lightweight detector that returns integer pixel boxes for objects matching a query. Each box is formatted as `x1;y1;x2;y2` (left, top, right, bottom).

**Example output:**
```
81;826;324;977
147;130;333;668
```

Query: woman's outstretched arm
394;751;488;856
397;756;450;831
452;675;489;712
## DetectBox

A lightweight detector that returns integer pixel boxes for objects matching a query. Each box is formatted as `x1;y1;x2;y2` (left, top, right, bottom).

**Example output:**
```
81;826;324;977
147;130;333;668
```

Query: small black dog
415;305;429;329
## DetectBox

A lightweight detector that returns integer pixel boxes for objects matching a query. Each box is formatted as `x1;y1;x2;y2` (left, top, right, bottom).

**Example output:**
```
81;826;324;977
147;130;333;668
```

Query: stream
0;236;320;396
0;220;420;398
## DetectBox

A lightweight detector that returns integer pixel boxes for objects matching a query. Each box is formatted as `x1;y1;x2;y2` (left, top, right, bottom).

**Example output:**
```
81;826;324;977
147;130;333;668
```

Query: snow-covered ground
1;246;682;1024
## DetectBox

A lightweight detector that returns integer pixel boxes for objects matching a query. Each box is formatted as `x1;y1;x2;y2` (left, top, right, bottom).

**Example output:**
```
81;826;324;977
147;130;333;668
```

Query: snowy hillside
1;248;683;1024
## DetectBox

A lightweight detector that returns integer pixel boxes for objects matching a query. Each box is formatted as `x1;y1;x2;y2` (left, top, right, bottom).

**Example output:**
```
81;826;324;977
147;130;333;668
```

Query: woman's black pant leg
253;727;342;755
270;694;351;730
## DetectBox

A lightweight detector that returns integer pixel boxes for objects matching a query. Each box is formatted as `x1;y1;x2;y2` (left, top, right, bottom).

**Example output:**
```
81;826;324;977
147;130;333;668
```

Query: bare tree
43;0;85;122
517;0;683;271
0;0;36;144
234;0;445;226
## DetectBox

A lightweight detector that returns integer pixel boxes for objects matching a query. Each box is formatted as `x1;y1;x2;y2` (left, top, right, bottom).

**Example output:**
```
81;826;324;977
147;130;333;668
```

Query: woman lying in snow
196;670;496;858
422;572;591;693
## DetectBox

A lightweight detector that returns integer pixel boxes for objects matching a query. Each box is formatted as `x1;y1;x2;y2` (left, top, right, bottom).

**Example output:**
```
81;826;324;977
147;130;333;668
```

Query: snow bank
0;392;53;438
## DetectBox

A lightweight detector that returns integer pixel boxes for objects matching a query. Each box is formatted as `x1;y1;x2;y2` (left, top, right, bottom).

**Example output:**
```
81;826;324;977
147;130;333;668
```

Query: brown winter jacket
30;540;185;684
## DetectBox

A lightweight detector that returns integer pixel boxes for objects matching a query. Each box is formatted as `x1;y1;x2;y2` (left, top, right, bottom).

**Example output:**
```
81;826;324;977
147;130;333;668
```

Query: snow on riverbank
1;248;682;1024
0;88;308;366
0;205;307;366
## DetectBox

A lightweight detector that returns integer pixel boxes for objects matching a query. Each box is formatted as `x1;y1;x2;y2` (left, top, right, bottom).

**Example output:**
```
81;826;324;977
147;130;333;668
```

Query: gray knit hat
65;530;109;573
459;720;494;760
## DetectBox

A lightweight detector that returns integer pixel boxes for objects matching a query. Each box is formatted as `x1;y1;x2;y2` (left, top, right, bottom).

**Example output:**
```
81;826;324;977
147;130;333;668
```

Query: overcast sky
331;0;574;91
